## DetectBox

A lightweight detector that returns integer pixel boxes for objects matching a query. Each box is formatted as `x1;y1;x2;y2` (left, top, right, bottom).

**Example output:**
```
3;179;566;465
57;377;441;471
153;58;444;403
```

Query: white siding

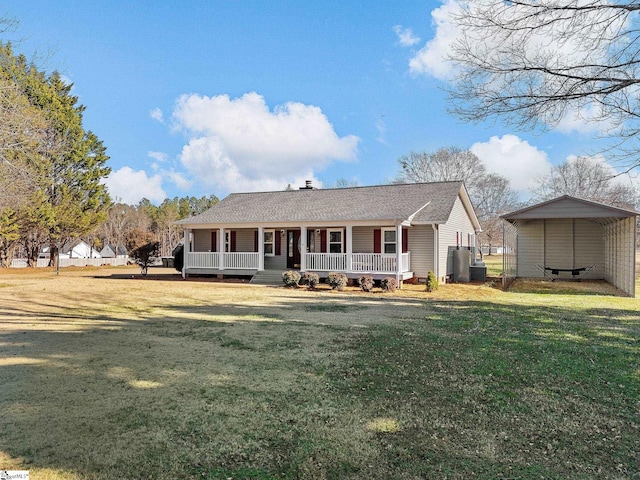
517;220;544;277
408;224;435;278
438;196;477;281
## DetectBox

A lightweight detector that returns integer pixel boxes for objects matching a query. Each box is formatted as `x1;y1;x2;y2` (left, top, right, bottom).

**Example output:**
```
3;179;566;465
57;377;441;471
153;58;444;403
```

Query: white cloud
104;166;166;205
376;116;388;145
471;135;553;195
148;151;168;163
555;104;613;135
164;170;193;191
393;25;420;47
409;0;460;79
172;92;359;193
150;108;164;123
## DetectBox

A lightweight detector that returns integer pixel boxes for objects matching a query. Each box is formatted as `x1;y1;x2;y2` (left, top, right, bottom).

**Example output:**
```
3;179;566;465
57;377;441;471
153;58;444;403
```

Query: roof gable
502;195;638;221
179;181;479;228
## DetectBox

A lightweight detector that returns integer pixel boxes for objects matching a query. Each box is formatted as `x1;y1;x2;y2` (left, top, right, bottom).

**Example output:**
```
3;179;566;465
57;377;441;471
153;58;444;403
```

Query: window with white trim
263;229;275;256
382;228;397;254
328;229;343;253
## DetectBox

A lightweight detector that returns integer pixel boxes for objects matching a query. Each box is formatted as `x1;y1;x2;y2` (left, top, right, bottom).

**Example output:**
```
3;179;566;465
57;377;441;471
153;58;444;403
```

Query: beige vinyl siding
235;229;256;252
517;220;544;277
193;229;214;252
352;226;374;253
408;224;435;278
438;196;476;281
544;218;573;274
574;219;604;279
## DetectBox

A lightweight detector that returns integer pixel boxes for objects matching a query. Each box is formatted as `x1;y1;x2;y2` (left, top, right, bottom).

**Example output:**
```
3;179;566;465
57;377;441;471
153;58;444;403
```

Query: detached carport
501;195;638;297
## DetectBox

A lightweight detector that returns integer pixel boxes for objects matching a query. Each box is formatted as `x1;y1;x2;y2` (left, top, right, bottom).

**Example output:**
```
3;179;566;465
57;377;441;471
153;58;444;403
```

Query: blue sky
3;1;622;204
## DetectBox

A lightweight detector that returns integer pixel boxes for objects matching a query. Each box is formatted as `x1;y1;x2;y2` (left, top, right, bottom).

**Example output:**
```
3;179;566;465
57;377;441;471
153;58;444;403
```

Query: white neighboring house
40;240;101;260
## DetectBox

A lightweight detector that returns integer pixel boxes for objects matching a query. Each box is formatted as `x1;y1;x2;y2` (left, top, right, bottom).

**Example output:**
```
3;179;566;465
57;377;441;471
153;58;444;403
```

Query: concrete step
250;270;286;285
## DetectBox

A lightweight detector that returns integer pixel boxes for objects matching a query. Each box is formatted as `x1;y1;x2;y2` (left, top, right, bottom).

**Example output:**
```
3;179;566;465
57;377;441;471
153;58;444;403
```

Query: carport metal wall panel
604;217;636;297
574;219;604;279
544;218;573;274
517;220;544;277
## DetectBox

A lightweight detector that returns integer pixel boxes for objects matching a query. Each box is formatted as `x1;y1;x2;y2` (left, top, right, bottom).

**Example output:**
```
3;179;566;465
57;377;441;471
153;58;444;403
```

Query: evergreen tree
0;43;112;266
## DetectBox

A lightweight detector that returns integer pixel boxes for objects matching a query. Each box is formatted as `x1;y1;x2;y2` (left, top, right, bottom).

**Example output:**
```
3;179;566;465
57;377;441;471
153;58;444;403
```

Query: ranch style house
177;181;482;286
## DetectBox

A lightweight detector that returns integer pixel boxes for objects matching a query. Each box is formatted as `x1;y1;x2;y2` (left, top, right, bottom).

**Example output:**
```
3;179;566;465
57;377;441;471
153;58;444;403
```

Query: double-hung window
328;229;343;253
382;228;396;254
263;229;275;256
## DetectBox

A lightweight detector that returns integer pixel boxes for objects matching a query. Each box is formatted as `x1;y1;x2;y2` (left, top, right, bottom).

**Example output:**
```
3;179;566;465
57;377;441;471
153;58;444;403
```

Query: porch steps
250;269;285;286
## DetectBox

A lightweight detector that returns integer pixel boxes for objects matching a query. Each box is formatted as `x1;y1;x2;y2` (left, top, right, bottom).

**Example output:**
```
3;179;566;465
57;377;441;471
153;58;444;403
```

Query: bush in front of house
358;275;374;292
300;272;320;290
327;272;348;291
380;277;397;293
173;244;184;273
282;271;301;287
426;270;439;292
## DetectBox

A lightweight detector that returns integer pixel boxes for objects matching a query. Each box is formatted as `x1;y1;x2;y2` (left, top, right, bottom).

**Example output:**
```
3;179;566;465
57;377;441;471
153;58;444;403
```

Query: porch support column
182;228;190;279
258;226;264;271
300;226;307;271
219;227;225;270
346;225;353;273
396;224;403;288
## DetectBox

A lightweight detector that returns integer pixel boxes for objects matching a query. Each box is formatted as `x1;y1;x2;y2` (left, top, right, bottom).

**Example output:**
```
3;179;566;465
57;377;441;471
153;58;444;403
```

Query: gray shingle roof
178;181;471;226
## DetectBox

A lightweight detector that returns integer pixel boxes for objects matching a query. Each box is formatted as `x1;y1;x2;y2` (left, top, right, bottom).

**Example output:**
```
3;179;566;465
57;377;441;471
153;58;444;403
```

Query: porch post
300;226;307;271
346;225;353;272
258;226;264;271
396;224;403;287
182;228;190;279
219;227;225;270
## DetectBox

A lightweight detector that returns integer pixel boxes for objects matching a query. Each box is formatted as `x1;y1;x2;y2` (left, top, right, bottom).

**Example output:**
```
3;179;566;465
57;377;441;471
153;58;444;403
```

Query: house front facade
177;181;481;285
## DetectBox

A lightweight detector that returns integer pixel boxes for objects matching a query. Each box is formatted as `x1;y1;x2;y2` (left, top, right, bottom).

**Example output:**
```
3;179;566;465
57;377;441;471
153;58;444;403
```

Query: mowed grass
0;266;639;479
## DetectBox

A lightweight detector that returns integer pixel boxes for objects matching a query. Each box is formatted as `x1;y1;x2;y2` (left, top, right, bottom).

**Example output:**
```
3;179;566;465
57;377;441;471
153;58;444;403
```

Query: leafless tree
397;147;518;254
397;147;518;218
531;156;639;209
447;1;640;169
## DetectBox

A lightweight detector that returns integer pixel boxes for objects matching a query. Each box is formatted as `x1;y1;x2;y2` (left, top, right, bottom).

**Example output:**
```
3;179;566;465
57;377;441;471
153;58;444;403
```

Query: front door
286;230;301;269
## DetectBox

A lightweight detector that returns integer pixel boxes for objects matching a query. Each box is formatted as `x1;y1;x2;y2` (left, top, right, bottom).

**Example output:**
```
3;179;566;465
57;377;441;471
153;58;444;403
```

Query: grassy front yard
0;267;638;479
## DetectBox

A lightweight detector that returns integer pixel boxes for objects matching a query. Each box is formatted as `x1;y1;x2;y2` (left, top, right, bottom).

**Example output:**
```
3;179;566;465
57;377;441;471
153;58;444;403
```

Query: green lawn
0;267;638;479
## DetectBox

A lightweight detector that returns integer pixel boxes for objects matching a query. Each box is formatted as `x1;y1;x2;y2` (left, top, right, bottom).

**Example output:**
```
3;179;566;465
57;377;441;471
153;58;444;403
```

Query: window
225;231;230;252
263;229;275;256
382;228;396;254
328;229;343;253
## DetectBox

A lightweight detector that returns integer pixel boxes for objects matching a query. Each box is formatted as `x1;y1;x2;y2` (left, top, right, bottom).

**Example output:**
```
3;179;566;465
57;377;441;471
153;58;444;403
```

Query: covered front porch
182;224;414;281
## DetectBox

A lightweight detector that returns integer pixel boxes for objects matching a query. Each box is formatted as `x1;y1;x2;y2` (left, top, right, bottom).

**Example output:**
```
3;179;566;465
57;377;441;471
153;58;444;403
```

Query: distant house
177;181;482;285
62;240;101;259
100;244;129;259
39;240;101;260
501;195;638;297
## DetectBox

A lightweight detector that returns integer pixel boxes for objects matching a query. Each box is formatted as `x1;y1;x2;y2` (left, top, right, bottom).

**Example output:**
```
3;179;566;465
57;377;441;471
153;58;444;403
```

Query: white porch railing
224;252;260;269
306;252;410;273
186;252;220;269
306;253;347;271
186;252;259;270
184;252;409;273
